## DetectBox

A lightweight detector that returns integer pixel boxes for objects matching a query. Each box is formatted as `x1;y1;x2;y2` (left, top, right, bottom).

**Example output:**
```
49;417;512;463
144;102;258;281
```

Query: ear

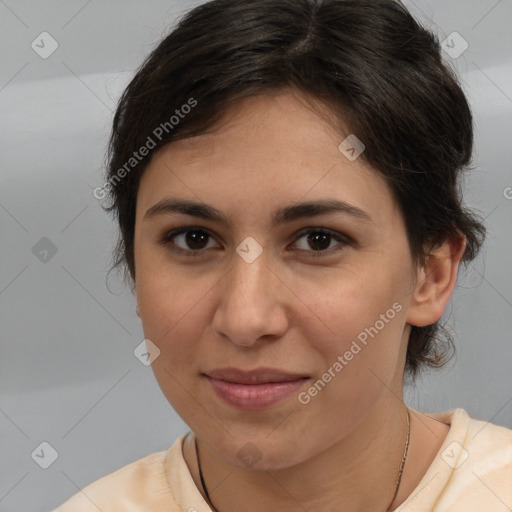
406;234;466;327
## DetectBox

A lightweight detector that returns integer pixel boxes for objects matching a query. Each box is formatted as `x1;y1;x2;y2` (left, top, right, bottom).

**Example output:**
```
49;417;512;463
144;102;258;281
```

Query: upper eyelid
161;225;350;250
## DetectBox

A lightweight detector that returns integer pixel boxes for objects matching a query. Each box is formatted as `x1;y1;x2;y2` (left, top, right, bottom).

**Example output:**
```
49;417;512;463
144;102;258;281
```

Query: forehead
136;91;401;228
157;91;346;163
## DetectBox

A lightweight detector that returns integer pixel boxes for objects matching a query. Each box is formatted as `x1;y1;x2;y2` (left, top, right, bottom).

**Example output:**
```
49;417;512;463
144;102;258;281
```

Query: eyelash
157;226;351;258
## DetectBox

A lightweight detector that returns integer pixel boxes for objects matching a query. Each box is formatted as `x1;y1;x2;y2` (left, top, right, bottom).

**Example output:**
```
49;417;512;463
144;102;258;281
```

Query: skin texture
133;89;464;511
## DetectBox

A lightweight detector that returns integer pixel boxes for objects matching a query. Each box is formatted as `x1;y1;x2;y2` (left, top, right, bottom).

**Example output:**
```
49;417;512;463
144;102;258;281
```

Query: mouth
203;367;310;410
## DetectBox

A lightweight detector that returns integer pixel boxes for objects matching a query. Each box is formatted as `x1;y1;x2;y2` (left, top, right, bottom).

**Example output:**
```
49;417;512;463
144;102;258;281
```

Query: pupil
186;230;208;250
309;232;330;251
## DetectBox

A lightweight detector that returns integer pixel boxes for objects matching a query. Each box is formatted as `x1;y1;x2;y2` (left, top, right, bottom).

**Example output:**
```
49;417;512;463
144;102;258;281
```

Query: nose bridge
227;242;272;311
212;241;288;345
231;242;270;298
229;232;271;292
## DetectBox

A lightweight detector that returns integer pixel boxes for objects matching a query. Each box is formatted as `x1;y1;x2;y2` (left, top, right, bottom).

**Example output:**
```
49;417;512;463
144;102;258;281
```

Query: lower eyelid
160;227;350;255
290;227;353;256
159;228;219;251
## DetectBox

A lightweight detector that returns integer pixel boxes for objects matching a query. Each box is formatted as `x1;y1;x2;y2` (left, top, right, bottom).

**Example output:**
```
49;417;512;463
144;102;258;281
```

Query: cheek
138;278;203;352
135;269;215;420
293;275;407;431
135;256;225;375
294;268;408;417
308;266;406;353
136;238;197;330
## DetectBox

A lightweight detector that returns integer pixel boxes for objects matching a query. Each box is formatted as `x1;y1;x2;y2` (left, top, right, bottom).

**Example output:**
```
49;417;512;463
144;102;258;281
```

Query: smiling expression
133;89;420;469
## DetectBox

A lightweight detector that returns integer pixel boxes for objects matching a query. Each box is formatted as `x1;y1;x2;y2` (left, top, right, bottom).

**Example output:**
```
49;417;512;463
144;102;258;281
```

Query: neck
191;396;412;512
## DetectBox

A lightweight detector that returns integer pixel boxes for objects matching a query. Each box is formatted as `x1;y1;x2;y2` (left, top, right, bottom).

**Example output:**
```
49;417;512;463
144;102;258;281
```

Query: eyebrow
143;197;373;227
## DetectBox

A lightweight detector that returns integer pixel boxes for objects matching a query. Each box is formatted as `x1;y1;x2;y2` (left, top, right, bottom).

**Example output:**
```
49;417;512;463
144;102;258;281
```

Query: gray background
0;1;511;511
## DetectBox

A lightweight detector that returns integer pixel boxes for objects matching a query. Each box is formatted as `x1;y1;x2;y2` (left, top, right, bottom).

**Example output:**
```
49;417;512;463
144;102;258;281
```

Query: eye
158;226;350;258
158;227;219;256
290;227;350;257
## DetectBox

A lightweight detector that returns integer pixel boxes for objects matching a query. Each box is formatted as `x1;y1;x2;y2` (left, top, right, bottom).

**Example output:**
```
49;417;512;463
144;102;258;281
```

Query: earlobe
406;235;466;327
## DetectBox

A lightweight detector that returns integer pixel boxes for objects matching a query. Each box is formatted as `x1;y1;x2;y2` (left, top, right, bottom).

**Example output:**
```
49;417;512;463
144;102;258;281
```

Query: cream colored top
53;409;512;511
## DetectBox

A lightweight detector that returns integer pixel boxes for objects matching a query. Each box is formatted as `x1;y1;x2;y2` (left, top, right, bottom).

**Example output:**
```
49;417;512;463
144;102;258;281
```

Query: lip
204;367;309;411
205;367;308;384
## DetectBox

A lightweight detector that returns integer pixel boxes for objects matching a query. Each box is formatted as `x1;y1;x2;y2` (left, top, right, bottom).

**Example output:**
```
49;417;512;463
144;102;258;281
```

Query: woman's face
133;90;419;470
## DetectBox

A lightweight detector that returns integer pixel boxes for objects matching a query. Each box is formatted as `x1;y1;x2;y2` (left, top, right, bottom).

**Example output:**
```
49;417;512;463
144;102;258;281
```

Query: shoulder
52;445;181;512
457;408;512;470
463;410;512;478
432;409;512;510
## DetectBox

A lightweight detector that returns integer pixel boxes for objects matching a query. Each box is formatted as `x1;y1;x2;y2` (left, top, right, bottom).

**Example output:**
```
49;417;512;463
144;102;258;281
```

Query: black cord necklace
195;437;218;511
194;407;410;512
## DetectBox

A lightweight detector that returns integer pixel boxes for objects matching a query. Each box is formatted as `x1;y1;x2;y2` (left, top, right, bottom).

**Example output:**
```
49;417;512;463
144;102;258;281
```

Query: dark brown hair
102;0;486;379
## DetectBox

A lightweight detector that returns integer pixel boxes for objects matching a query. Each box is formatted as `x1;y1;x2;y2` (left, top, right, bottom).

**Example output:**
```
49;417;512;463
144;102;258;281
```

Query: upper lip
205;367;308;384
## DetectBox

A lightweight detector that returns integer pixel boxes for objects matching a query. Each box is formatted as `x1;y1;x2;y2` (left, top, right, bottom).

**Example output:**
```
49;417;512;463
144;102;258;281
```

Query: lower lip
206;376;308;411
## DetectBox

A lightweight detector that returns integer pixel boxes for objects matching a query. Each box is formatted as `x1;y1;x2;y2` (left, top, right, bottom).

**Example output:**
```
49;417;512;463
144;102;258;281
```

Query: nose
211;246;290;347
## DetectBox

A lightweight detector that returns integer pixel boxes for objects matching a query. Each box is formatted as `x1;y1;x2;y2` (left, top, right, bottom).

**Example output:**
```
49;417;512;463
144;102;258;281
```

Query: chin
209;432;312;472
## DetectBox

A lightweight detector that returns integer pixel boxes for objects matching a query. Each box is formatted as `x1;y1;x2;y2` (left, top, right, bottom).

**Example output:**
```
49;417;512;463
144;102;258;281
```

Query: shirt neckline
393;408;471;511
164;408;470;512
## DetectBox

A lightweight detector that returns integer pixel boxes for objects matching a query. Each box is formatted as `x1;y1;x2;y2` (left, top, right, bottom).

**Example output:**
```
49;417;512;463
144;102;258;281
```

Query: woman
54;0;512;510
